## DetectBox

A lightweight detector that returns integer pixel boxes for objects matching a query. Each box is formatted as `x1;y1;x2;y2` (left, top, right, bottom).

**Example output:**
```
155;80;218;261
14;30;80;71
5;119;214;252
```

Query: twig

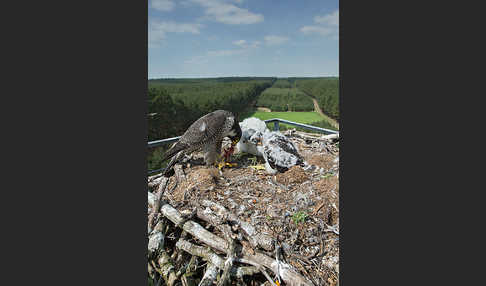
155;252;177;286
324;224;339;235
148;172;164;182
259;266;278;286
148;220;166;254
275;241;282;285
217;238;235;286
148;177;169;228
312;201;326;216
198;263;218;286
174;164;186;184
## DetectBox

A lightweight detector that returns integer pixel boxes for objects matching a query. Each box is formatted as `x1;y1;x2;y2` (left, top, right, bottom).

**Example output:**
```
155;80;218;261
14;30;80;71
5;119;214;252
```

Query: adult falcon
161;110;242;177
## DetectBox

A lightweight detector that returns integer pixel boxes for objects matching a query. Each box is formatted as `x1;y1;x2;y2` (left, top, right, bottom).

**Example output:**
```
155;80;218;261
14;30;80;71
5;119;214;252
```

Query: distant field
243;111;323;123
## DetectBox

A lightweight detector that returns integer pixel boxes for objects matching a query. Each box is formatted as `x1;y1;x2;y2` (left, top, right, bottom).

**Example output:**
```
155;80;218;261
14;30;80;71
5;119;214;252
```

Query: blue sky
148;0;339;79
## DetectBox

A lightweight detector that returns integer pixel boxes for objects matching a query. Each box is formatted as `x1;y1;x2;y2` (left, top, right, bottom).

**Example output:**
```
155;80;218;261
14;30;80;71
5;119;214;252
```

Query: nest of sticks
148;130;339;286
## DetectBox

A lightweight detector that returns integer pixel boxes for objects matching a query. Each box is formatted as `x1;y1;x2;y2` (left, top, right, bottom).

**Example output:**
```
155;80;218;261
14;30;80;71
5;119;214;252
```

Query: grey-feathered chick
161;110;242;177
236;117;269;157
252;131;304;174
237;128;264;157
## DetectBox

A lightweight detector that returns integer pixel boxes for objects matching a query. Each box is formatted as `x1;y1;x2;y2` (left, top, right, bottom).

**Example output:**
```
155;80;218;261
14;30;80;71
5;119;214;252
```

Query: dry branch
161;203;313;286
148;173;164;182
217;238;235;286
198;263;218;286
199;200;275;252
148;177;169;229
176;239;259;278
148;220;166;254
148;191;155;208
156;252;178;286
174;164;186;184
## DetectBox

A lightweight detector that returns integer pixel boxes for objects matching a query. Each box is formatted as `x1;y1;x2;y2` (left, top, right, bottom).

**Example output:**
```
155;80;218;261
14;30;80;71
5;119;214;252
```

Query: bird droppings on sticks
148;130;339;286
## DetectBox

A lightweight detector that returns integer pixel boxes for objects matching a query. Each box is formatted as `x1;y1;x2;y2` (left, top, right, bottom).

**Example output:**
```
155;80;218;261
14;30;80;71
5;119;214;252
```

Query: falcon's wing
179;110;229;146
162;110;233;162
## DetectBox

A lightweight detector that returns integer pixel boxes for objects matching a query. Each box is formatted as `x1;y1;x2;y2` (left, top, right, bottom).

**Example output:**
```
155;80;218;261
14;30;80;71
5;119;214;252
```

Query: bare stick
148;220;165;254
148;191;156;208
162;204;228;253
148;177;169;228
174;164;186;184
198;263;218;286
148;172;164;182
155;251;178;286
217;238;235;286
259;267;278;286
176;239;258;278
199;200;274;251
275;241;282;285
162;204;313;286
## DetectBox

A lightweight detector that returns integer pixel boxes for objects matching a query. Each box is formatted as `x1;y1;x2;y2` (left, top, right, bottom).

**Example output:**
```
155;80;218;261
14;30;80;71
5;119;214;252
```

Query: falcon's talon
218;162;225;170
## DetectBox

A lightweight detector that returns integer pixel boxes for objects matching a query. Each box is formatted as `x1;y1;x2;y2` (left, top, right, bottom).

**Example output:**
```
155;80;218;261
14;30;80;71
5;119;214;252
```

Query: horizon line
148;75;339;80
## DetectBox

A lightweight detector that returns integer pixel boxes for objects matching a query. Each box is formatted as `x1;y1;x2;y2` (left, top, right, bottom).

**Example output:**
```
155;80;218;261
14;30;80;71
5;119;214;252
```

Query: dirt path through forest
305;92;339;129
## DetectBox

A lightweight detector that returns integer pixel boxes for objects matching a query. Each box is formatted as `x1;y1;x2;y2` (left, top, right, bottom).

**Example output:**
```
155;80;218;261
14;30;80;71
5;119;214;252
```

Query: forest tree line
256;87;314;111
294;77;339;120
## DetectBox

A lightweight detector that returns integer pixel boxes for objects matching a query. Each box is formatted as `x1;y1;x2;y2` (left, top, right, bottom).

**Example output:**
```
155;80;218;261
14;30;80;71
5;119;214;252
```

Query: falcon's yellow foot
249;164;266;170
214;159;237;170
217;161;225;170
213;157;225;170
224;162;238;167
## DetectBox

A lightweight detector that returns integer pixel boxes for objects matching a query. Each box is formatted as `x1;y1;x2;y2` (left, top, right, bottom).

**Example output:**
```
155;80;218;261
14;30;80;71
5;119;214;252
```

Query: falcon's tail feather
163;151;183;177
161;142;187;162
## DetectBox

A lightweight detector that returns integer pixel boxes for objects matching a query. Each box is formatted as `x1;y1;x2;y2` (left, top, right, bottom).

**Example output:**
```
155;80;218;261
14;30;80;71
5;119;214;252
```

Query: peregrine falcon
252;131;304;174
161;110;242;177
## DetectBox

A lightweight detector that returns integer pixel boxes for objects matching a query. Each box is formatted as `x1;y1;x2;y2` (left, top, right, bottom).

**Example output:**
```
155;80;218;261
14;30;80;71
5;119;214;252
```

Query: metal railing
147;118;339;175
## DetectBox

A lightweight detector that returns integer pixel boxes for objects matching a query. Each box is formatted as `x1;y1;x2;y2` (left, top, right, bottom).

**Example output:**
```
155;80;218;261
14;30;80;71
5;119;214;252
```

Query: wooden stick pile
148;177;314;286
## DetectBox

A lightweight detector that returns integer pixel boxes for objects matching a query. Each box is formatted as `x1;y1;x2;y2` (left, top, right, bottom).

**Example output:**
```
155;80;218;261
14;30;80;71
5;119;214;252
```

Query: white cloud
191;0;263;24
233;39;260;48
301;10;339;38
184;55;209;65
233;39;247;47
207;49;245;56
300;26;334;36
149;21;203;47
250;41;261;48
314;10;339;26
151;0;175;12
205;38;259;57
264;35;289;46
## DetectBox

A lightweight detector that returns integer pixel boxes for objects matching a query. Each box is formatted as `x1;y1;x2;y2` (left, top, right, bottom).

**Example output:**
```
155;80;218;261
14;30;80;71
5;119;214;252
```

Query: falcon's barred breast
161;110;242;177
